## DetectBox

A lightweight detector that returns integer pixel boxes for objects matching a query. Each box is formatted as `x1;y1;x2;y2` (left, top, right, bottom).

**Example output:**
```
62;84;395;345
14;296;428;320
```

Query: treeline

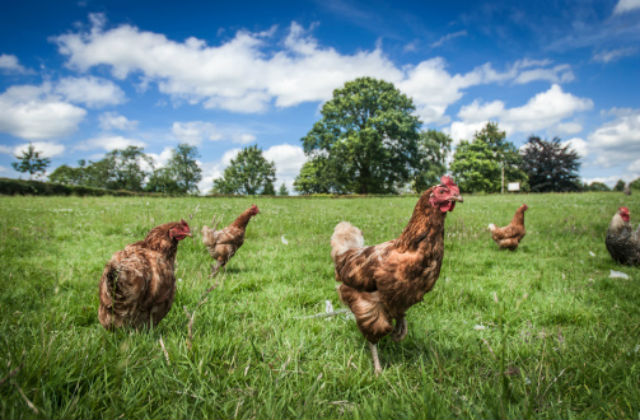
48;144;202;194
7;77;632;196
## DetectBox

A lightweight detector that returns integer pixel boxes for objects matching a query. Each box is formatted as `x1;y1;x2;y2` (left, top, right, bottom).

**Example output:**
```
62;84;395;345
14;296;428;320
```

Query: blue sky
1;0;639;192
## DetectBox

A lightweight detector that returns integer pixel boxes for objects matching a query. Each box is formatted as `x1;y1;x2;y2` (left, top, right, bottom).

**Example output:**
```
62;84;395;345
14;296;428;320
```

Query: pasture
1;192;639;419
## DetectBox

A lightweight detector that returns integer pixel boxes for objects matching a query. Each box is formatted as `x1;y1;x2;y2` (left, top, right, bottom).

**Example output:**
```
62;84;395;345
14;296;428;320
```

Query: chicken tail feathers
488;223;496;232
331;221;364;261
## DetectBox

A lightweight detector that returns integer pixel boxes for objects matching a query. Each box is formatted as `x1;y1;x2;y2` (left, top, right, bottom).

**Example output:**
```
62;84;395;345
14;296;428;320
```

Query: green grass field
1;193;639;419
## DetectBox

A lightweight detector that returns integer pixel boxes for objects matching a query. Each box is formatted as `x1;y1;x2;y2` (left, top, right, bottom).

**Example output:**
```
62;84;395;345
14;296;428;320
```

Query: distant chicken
98;219;192;330
605;206;640;265
488;204;528;250
331;176;463;374
201;204;259;274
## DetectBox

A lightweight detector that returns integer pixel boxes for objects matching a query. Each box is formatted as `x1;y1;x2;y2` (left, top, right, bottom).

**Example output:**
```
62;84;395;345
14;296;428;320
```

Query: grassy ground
0;192;639;419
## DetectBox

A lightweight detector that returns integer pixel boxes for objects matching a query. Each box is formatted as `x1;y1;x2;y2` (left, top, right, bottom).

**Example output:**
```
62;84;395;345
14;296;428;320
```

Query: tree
11;143;50;179
413;129;452;192
105;146;153;191
278;183;289;196
450;122;527;193
48;164;85;185
294;156;342;194
301;77;422;194
212;145;276;195
520;136;581;192
614;179;626;192
261;180;276;195
165;144;202;194
145;167;181;194
586;181;610;192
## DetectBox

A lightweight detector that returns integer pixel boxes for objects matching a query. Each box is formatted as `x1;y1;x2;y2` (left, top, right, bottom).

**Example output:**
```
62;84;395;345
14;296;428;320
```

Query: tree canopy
212;145;276;195
520;136;581;192
12;143;50;179
299;77;423;194
450;122;527;193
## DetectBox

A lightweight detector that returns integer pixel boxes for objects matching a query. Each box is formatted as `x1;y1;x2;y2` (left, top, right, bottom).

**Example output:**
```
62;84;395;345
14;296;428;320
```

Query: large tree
48;163;85;185
12;143;50;179
165;143;202;194
294;156;341;194
450;122;527;193
212;145;276;195
104;146;153;191
520;136;581;192
301;77;422;194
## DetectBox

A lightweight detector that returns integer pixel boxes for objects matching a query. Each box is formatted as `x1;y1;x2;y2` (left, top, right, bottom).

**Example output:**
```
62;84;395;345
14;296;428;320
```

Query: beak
186;231;193;237
451;194;463;203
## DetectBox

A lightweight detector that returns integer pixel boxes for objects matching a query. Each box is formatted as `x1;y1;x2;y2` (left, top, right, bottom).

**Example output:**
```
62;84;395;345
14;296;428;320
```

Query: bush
0;178;143;196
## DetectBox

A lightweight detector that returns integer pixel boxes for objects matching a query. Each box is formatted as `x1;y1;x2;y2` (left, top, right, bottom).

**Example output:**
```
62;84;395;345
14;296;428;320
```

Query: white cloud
77;135;146;151
613;0;640;15
172;120;258;145
556;121;583;135
0;83;87;140
0;54;31;74
562;137;588;158
54;15;576;124
430;30;467;48
98;112;138;131
263;144;307;191
8;142;66;158
448;84;593;142
197;148;241;193
233;133;256;144
588;109;640;167
592;47;637;63
147;146;173;168
55;76;125;108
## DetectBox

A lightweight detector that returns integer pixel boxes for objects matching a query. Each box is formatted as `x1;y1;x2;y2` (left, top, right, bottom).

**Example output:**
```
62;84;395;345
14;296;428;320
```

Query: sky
1;0;639;192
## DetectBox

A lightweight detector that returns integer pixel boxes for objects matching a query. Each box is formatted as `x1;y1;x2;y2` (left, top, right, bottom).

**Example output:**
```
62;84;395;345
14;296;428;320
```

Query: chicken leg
368;341;382;375
391;317;408;342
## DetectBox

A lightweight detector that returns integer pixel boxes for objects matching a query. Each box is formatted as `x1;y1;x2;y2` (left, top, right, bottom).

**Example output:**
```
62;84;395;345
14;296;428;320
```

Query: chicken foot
368;341;382;375
391;317;408;342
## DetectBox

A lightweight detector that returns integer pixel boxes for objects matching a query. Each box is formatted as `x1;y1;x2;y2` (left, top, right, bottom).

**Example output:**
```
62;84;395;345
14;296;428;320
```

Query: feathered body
331;176;462;373
605;207;640;265
488;204;528;250
201;204;259;269
98;220;191;330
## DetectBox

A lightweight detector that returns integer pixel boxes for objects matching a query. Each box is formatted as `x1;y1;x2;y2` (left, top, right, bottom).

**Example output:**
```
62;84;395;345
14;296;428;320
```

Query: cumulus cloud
556;121;583;135
55;76;125;108
99;112;138;131
53;15;577;124
263;144;307;190
0;54;32;74
197;148;241;193
0;83;87;140
588;108;640;167
172;121;258;145
76;135;146;151
562;137;588;158
147;146;173;168
1;141;66;158
448;84;593;142
613;0;640;15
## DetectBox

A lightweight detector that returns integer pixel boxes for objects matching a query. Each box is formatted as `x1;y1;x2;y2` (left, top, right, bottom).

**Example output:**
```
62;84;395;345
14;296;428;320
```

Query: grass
0;192;639;419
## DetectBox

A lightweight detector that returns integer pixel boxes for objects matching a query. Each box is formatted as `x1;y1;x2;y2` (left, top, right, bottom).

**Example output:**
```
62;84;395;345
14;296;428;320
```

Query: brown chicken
488;204;528;250
98;219;192;330
605;206;640;265
201;204;259;274
331;176;463;374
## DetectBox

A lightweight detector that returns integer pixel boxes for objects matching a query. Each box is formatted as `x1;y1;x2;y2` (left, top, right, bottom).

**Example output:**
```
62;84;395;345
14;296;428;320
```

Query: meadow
0;192;639;419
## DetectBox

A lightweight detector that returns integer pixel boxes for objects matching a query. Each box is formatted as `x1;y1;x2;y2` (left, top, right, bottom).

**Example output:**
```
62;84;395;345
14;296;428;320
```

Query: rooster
331;176;463;374
488;204;528;250
98;219;192;330
605;206;640;265
201;204;259;275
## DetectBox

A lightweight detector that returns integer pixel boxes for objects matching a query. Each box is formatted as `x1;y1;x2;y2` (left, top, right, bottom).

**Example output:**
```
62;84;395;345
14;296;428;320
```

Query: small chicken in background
98;219;192;330
488;204;528;250
201;204;259;275
331;176;462;375
605;206;640;265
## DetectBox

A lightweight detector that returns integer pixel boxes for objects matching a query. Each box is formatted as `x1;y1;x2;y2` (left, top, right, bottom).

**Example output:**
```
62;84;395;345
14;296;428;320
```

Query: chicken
201;204;259;274
488;204;528;250
98;219;192;330
605;206;640;265
331;175;463;374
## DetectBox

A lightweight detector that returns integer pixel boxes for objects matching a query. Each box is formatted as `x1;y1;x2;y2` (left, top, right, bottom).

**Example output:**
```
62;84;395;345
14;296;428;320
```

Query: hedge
0;178;143;196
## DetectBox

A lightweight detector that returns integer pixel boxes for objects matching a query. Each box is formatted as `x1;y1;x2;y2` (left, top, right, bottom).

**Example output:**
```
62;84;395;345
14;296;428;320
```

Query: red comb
440;175;456;187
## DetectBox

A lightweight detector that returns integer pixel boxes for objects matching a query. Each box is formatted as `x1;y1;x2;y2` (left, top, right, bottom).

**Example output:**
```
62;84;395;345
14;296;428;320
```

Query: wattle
439;201;455;212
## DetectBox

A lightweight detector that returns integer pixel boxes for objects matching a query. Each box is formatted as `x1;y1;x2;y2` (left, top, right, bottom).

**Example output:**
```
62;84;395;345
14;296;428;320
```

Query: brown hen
488;204;528;250
331;176;463;374
98;219;192;330
201;204;259;275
